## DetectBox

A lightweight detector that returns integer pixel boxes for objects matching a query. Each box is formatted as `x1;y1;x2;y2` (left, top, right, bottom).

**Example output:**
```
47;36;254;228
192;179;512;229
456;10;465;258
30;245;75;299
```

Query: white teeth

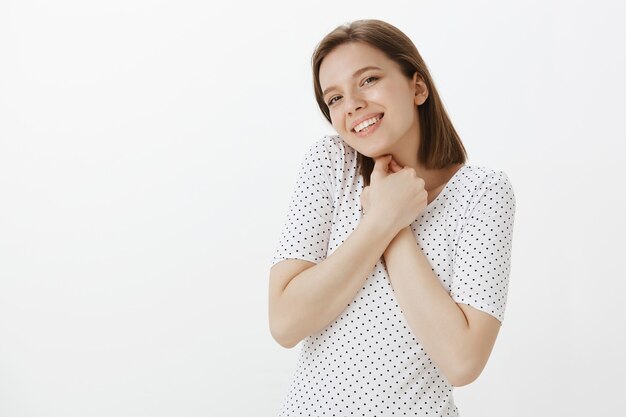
354;116;381;133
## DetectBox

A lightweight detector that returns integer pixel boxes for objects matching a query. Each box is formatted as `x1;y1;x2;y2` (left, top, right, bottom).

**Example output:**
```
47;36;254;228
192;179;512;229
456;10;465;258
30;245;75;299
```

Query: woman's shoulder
456;164;514;191
303;134;357;174
309;134;354;158
454;164;516;210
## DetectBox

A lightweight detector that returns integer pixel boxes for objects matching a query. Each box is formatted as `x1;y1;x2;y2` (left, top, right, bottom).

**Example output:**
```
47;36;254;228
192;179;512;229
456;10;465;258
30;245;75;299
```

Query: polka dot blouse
270;135;516;416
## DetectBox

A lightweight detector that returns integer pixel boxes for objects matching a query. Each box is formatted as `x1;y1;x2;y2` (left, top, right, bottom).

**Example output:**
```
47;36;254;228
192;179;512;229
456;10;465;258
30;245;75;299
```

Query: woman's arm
269;214;397;349
382;227;501;387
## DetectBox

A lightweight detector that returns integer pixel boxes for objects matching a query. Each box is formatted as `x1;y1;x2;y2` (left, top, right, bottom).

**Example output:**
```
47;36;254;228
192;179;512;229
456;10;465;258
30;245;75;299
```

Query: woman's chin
357;151;379;160
363;149;390;159
343;138;388;159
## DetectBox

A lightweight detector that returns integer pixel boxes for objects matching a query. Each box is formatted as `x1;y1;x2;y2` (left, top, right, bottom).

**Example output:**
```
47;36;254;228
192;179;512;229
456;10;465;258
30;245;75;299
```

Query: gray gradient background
1;0;624;416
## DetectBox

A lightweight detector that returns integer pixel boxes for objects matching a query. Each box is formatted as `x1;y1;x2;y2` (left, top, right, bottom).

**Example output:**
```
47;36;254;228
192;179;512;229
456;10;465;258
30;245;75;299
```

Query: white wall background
1;0;625;416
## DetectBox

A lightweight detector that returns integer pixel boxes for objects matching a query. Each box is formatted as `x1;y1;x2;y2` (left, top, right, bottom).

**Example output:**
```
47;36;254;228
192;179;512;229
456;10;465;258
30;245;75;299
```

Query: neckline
424;164;468;210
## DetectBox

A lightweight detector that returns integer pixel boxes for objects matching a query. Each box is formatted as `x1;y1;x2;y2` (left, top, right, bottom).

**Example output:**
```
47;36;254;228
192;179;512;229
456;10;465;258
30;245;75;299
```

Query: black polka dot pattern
270;135;516;416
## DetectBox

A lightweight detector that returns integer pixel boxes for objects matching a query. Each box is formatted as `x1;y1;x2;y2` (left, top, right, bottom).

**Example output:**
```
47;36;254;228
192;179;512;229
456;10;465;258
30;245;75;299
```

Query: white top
270;135;516;417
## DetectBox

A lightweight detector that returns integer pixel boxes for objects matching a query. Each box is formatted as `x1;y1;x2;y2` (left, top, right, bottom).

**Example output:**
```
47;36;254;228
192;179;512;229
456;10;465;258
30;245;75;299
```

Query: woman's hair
312;19;468;186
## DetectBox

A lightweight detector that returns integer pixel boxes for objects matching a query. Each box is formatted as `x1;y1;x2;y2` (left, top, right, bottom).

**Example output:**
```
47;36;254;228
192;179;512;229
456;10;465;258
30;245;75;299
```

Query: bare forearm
277;215;397;347
383;227;472;383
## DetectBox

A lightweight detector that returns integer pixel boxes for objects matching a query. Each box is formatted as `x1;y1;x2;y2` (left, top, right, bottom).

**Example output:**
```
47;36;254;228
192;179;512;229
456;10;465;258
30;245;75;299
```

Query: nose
344;91;366;115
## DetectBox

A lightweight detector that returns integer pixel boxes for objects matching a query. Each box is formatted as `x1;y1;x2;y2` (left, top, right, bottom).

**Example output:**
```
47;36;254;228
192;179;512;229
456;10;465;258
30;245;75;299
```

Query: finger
389;158;403;173
373;154;393;175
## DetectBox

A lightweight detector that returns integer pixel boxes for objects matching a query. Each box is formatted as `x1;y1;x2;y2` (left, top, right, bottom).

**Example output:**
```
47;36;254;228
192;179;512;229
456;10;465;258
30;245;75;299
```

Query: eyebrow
322;66;382;97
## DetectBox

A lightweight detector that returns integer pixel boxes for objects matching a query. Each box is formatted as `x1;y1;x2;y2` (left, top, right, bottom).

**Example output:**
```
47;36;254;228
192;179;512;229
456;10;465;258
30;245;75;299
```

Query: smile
352;114;384;137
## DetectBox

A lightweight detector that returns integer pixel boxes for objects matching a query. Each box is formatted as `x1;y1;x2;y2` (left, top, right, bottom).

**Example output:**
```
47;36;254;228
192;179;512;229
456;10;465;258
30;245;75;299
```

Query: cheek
365;88;384;102
329;109;344;130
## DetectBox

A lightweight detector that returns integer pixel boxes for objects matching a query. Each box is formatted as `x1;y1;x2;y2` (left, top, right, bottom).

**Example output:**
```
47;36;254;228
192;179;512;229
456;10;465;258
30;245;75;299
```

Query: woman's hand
360;155;402;214
361;155;402;213
360;155;428;234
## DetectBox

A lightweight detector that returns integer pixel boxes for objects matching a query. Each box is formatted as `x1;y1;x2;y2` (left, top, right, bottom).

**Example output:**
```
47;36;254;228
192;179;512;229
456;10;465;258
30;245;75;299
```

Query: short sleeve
450;171;516;323
270;139;335;267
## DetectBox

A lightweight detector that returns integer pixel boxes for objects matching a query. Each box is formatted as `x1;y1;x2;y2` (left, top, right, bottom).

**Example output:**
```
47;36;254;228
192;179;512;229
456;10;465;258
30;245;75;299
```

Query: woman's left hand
360;155;403;215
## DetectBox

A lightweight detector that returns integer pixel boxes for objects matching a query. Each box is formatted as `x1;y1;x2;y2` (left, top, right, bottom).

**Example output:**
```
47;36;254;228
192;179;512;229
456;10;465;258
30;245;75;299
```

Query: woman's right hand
365;155;429;234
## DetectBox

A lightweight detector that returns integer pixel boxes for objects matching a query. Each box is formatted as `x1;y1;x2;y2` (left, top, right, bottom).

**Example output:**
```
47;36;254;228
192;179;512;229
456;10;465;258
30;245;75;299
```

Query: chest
327;180;460;291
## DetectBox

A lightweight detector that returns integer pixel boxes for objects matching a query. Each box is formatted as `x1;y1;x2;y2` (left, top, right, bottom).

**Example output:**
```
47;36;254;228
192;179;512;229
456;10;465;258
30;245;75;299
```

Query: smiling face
319;41;428;161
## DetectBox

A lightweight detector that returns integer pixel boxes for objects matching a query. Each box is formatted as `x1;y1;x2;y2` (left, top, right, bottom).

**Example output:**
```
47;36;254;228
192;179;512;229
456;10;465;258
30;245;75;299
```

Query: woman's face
319;42;427;159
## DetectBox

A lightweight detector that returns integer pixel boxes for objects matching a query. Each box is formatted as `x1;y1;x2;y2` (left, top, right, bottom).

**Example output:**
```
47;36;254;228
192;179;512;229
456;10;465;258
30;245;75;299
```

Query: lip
350;113;384;132
353;114;383;138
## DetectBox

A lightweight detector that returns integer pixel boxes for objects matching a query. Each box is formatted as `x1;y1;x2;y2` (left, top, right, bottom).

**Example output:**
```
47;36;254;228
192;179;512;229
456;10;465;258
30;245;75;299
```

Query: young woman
268;19;516;416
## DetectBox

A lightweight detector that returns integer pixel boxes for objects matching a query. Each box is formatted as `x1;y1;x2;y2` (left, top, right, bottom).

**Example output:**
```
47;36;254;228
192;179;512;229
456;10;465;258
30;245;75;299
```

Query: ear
412;72;429;106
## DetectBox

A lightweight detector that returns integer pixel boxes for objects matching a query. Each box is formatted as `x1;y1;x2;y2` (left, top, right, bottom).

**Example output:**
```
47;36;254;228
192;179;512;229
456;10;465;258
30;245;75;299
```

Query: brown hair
312;19;468;186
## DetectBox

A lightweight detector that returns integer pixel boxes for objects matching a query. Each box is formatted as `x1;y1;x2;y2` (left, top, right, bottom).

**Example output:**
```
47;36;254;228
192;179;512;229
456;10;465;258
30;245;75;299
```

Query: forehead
319;42;397;90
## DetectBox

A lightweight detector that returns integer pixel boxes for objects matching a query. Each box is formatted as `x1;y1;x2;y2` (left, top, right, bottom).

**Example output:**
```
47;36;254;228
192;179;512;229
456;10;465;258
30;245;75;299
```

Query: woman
268;19;516;416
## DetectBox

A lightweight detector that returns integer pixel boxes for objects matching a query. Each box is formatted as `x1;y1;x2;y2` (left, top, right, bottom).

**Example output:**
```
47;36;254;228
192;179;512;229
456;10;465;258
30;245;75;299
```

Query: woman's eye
327;96;341;106
362;76;378;85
